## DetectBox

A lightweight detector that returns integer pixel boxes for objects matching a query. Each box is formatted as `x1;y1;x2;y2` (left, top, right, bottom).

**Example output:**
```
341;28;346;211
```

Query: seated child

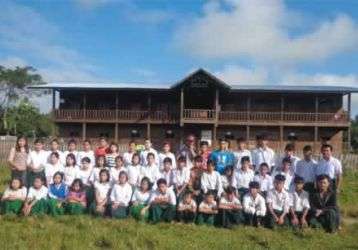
63;153;79;186
309;174;338;233
1;178;27;215
253;163;273;198
77;157;94;206
110;171;132;219
265;174;290;229
110;155;127;185
177;191;197;224
201;160;223;198
289;176;310;228
196;190;218;226
44;152;64;186
130;177;152;221
47;172;68;216
218;187;243;228
243;181;266;227
92;169;111;216
173;156;190;200
64;178;87;215
23;176;48;216
235;156;254;198
148;178;176;224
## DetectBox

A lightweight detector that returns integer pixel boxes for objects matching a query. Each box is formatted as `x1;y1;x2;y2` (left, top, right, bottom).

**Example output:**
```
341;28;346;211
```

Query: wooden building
32;69;358;154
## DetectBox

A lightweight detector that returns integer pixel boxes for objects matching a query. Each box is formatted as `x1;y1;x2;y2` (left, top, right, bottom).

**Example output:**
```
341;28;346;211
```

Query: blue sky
1;0;358;115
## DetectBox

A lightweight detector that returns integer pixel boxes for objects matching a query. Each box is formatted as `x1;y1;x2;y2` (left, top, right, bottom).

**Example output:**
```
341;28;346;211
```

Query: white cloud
214;65;268;84
174;0;358;65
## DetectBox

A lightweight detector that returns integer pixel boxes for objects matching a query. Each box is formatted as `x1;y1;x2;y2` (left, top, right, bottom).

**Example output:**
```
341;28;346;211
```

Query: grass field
0;165;357;250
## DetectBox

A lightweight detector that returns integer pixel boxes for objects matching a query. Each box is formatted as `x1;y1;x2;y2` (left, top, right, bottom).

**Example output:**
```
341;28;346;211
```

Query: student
193;155;205;171
127;153;142;187
47;172;68;216
90;155;109;184
140;153;160;186
95;137;110;158
63;153;80;186
140;139;159;166
196;191;218;226
235;156;255;198
209;138;235;175
110;155;127;185
295;145;317;194
77;140;95;169
48;139;65;165
221;165;237;191
64;178;87;215
187;167;202;204
177;191;197;224
316;144;343;193
173;156;190;200
309;174;338;233
44;152;65;186
77;157;93;187
92;169;111;216
199;141;211;170
265;174;290;229
27;139;48;188
23;176;48;216
63;139;78;160
289;176;310;228
272;157;294;192
7;136;29;186
110;171;132;219
218;187;243;228
234;138;252;170
253;163;273;197
105;142;120;168
158;142;176;170
123;141;137;167
158;157;175;189
243;181;266;227
148;178;176;224
201;160;223;198
251;134;275;172
275;143;300;174
130;177;152;221
1;178;27;215
177;134;197;169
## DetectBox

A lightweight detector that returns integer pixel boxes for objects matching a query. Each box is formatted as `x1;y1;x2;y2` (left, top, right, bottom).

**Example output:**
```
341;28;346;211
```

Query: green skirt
1;200;24;215
31;199;48;216
47;198;64;216
64;202;86;215
112;206;128;219
196;213;215;226
130;204;149;221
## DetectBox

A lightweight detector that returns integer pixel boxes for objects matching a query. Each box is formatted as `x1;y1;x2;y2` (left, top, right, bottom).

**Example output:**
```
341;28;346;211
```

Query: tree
0;66;45;134
351;115;358;152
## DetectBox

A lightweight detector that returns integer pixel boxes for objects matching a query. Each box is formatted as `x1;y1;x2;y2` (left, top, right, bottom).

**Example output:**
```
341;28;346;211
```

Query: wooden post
315;96;319;124
347;93;352;152
280;126;284;151
213;125;217;147
246;125;250;142
215;89;219;126
114;123;118;142
314;126;318;155
180;88;184;127
280;95;284;122
146;123;151;139
246;95;251;122
82;123;87;140
115;92;119;121
52;89;56;110
83;92;87;120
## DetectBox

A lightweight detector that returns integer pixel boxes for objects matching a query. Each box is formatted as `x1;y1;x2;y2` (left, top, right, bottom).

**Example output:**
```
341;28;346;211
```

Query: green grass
0;165;357;249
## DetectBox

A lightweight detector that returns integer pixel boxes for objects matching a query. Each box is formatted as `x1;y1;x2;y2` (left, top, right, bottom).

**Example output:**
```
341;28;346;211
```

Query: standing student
201;160;223;198
44;152;65;186
105;142;120;168
92;169;111;216
127;153;142;187
63;139;78;160
130;177;152;221
289;176;310;228
1;178;27;215
235;156;255;198
64;178;87;215
243;181;266;227
63;153;79;186
177;191;197;224
173;156;190;201
234;138;252;170
48;139;65;165
27;139;48;188
77;140;95;169
95;137;110;158
158;142;176;170
251;134;275;172
110;155;127;185
196;191;218;226
265;174;290;229
253;163;273;197
90;155;108;184
177;134;197;169
221;165;237;191
148;178;177;224
272;157;294;192
140;139;159;166
22;176;48;216
309;174;338;233
110;171;132;219
123;141;137;167
209;138;235;175
158;157;175;189
295;145;317;194
199;141;211;170
47;172;68;216
316;144;343;193
275;143;300;174
140;153;160;186
7;136;29;186
218;187;244;228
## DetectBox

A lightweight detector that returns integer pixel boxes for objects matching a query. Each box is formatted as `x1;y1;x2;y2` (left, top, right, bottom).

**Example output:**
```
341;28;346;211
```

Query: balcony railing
183;109;216;121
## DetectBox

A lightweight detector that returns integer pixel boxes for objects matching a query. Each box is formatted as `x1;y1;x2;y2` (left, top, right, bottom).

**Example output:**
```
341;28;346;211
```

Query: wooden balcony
182;109;216;123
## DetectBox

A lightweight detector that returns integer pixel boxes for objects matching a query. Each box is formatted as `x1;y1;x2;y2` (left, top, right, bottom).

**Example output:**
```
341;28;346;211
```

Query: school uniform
123;151;135;167
173;167;190;199
77;150;95;168
1;187;27;215
309;190;338;233
63;150;78;161
140;148;159;166
140;164;160;186
158;152;177;170
218;196;244;228
295;159;317;194
221;175;237;190
27;150;48;187
91;181;111;216
289;190;310;226
63;165;80;186
235;169;254;198
209;150;235;174
275;155;300;174
234;149;252;170
47;182;68;216
272;170;294;192
130;188;152;221
47;150;66;166
89;167;109;184
44;162;65;186
316;157;343;191
158;170;175;189
110;167;128;186
110;182;133;219
251;147;275;172
201;171;223;197
196;200;218;226
77;167;94;205
149;188;176;223
127;164;141;187
265;188;290;228
27;186;49;215
177;199;197;223
253;174;273;197
64;190;87;215
243;193;266;226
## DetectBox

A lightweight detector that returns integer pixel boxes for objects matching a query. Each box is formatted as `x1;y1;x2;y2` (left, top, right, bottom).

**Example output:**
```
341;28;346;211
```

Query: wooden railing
183;109;216;120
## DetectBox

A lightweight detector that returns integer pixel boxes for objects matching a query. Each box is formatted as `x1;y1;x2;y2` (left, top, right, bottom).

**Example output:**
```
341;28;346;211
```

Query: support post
83;92;87;120
315;96;319;123
246;125;250;142
114;123;118;142
314;126;318;155
280;126;284;152
52;89;56;110
82;123;87;141
280;95;284;122
347;93;352;152
247;95;251;122
180;88;184;127
146;123;151;139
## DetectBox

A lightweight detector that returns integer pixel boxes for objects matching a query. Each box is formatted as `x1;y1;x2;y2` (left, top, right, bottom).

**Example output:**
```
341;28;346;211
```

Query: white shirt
236;169;255;189
199;200;217;210
110;182;133;206
316;157;343;180
289;190;310;212
123;151;135;167
140;164;160;184
251;147;276;171
90;167;109;184
159;170;175;187
275;155;300;174
272;170;294;192
253;174;273;192
2;187;27;200
266;188;290;213
27;186;48;201
47;150;66;166
140;148;159;166
149;188;176;205
295;159;317;183
94;181;111;200
44;162;65;185
201;171;223;196
127;164;141;186
110;167;128;185
220;196;241;206
178;199;197;210
243;193;266;216
221;175;237;189
173;168;190;187
158;152;177;170
63;165;80;186
131;188;151;205
234;149;252;170
64;150;78;161
77;150;95;168
27;150;49;172
77;167;93;186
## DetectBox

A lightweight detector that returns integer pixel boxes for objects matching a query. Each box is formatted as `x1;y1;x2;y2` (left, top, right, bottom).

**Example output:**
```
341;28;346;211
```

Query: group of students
3;134;342;232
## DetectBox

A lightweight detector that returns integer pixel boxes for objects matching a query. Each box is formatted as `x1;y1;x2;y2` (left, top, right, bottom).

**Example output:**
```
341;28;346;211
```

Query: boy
196;191;218;226
77;140;95;169
123;141;137;167
234;138;252;170
199;141;211;170
295;145;317;194
158;142;176;170
95;137;110;158
289;176;310;228
275;143;300;174
201;160;223;198
27;139;48;188
140;139;159;166
218;187;243;228
272;157;294;192
158;157;175;189
64;139;78;160
193;155;204;171
243;181;266;227
127;153;142;187
149;178;176;223
266;174;290;229
253;163;273;197
173;156;190;200
177;191;197;223
209;138;235;175
235;156;254;198
251;134;275;172
140;153;160;186
48;139;65;165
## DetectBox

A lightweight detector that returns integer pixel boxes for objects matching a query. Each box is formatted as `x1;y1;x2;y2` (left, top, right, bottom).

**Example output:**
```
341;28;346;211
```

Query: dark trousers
309;209;338;233
244;212;264;227
218;209;243;228
265;209;289;229
149;204;176;223
177;210;196;223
